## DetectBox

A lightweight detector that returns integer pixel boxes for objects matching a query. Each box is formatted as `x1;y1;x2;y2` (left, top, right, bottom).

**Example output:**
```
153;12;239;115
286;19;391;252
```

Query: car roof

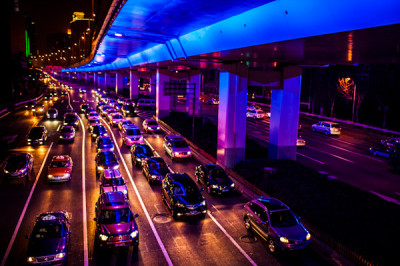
100;192;128;208
146;157;165;164
256;197;289;212
103;169;122;179
166;135;184;141
168;173;192;184
36;211;68;224
51;155;71;161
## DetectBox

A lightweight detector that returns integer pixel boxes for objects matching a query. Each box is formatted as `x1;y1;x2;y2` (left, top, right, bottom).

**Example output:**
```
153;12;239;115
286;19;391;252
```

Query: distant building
70;12;94;63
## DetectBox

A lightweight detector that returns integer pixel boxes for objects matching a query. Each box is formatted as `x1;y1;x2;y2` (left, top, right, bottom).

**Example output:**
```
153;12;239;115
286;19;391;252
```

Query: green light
25;30;31;57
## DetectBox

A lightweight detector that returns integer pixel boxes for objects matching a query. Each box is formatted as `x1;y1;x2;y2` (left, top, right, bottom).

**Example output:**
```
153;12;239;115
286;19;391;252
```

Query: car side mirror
67;231;72;235
134;213;139;218
93;217;98;222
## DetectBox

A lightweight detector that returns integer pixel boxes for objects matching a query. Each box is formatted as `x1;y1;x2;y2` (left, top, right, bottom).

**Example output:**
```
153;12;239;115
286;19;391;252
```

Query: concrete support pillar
268;66;302;160
93;72;98;88
104;72;112;90
217;66;248;168
187;72;201;116
84;73;89;83
149;72;157;97
116;72;124;95
156;69;170;119
129;69;139;99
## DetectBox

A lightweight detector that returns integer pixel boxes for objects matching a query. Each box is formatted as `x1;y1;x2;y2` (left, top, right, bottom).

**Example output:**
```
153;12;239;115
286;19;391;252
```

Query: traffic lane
106;124;256;266
129;116;327;265
5;116;85;265
77;115;170;263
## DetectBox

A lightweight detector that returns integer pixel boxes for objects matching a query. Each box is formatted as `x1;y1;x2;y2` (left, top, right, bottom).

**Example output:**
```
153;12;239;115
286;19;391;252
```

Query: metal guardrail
0;92;45;119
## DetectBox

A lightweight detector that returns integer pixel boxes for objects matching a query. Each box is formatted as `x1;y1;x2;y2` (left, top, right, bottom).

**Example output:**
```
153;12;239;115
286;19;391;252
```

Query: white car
122;126;144;146
163;135;192;160
247;110;265;119
143;119;160;133
297;136;306;147
118;119;135;131
312;121;341;135
109;114;124;127
87;111;99;120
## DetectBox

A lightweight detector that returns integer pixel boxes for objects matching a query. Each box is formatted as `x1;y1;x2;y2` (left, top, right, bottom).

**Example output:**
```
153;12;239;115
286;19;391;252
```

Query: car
247;109;265;119
43;94;53;103
381;137;400;148
312;121;341;135
95;151;119;178
109;113;124;127
195;164;235;194
96;102;106;112
163;135;192;160
63;112;80;129
3;153;34;179
114;103;123;111
32;103;45;116
130;144;154;167
108;99;117;108
243;196;311;253
59;125;76;142
100;169;128;198
91;124;108;140
87;111;100;120
297;136;306;147
118;119;135;131
247;104;262;112
46;108;58;119
94;191;139;249
121;105;136;117
79;88;86;93
369;146;399;158
136;98;156;109
47;155;73;182
80;103;89;113
106;109;119;122
142;157;170;183
87;118;100;131
26;211;71;265
122;127;144;146
99;105;111;117
27;126;48;145
161;173;207;219
142;119;160;133
96;136;114;152
84;107;95;118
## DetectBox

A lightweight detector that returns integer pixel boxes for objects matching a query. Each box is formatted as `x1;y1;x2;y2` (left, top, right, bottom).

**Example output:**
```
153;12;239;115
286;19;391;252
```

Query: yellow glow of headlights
280;236;289;243
56;252;65;259
306;233;311;241
27;257;35;262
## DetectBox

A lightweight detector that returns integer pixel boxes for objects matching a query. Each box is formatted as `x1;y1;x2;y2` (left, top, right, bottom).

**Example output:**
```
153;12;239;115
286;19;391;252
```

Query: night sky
12;0;92;51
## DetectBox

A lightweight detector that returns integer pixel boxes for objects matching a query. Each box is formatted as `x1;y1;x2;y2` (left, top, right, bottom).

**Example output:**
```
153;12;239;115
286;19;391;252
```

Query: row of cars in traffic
3;84;312;264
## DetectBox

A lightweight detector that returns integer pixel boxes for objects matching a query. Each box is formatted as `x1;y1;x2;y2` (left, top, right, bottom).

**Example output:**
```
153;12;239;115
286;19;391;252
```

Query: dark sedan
63;113;79;129
195;164;235;194
95;151;119;178
27;126;48;145
91;124;107;140
130;144;154;167
142;157;170;183
3;153;34;179
26;212;71;265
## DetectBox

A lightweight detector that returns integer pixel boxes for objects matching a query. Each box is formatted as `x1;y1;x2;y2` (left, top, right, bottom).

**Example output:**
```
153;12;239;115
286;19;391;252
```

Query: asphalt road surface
0;83;332;265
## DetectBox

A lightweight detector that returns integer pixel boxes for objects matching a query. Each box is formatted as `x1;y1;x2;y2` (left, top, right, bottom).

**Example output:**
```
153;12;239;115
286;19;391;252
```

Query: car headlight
123;189;128;195
151;175;158;179
176;202;185;208
97;166;104;171
48;175;53;178
156;127;160;129
201;200;206;206
55;252;66;259
187;151;191;155
230;183;235;188
306;233;311;241
280;236;289;243
211;184;219;189
4;169;9;174
99;234;108;241
130;230;138;239
27;256;36;263
113;165;119;169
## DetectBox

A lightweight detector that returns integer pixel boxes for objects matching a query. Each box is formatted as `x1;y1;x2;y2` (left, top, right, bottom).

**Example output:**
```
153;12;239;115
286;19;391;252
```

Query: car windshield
172;140;188;148
99;138;112;145
126;106;135;111
269;210;298;227
6;156;25;168
61;127;74;133
147;121;158;125
100;153;116;162
210;168;229;183
126;129;141;136
65;115;77;122
112;114;123;119
33;224;65;238
50;161;69;168
93;126;106;134
173;182;199;196
103;178;125;186
136;146;153;156
331;124;340;128
48;110;56;114
149;161;167;169
100;208;133;224
29;127;44;136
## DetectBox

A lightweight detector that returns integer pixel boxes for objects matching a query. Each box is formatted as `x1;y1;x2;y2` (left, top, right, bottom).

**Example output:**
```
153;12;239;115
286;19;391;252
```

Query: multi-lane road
0;82;334;265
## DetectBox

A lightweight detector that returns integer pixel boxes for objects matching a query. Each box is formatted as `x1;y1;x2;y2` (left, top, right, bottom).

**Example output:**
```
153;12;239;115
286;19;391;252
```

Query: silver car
143;119;160;133
244;196;311;253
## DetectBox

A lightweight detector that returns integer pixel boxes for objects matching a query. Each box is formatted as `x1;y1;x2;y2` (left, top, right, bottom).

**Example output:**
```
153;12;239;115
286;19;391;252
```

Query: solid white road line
78;117;89;266
102;118;173;266
370;191;400;205
296;152;326;165
306;145;354;163
1;142;54;266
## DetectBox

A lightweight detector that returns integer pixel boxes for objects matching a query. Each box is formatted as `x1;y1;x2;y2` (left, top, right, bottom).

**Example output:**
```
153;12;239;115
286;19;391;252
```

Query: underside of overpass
62;0;400;167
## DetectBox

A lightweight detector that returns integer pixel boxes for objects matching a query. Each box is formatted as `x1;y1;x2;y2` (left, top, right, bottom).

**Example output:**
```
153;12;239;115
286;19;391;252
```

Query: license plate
115;243;126;247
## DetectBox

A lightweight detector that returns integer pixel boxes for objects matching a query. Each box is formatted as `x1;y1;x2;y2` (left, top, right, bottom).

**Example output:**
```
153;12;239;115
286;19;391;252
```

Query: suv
63;113;79;129
163;135;192;160
243;197;311;253
311;121;341;135
161;173;207;219
91;124;107;140
100;169;128;198
195;164;235;194
122;127;144;146
94;192;139;249
247;109;265;119
27;126;48;145
142;157;170;183
95;151;119;178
